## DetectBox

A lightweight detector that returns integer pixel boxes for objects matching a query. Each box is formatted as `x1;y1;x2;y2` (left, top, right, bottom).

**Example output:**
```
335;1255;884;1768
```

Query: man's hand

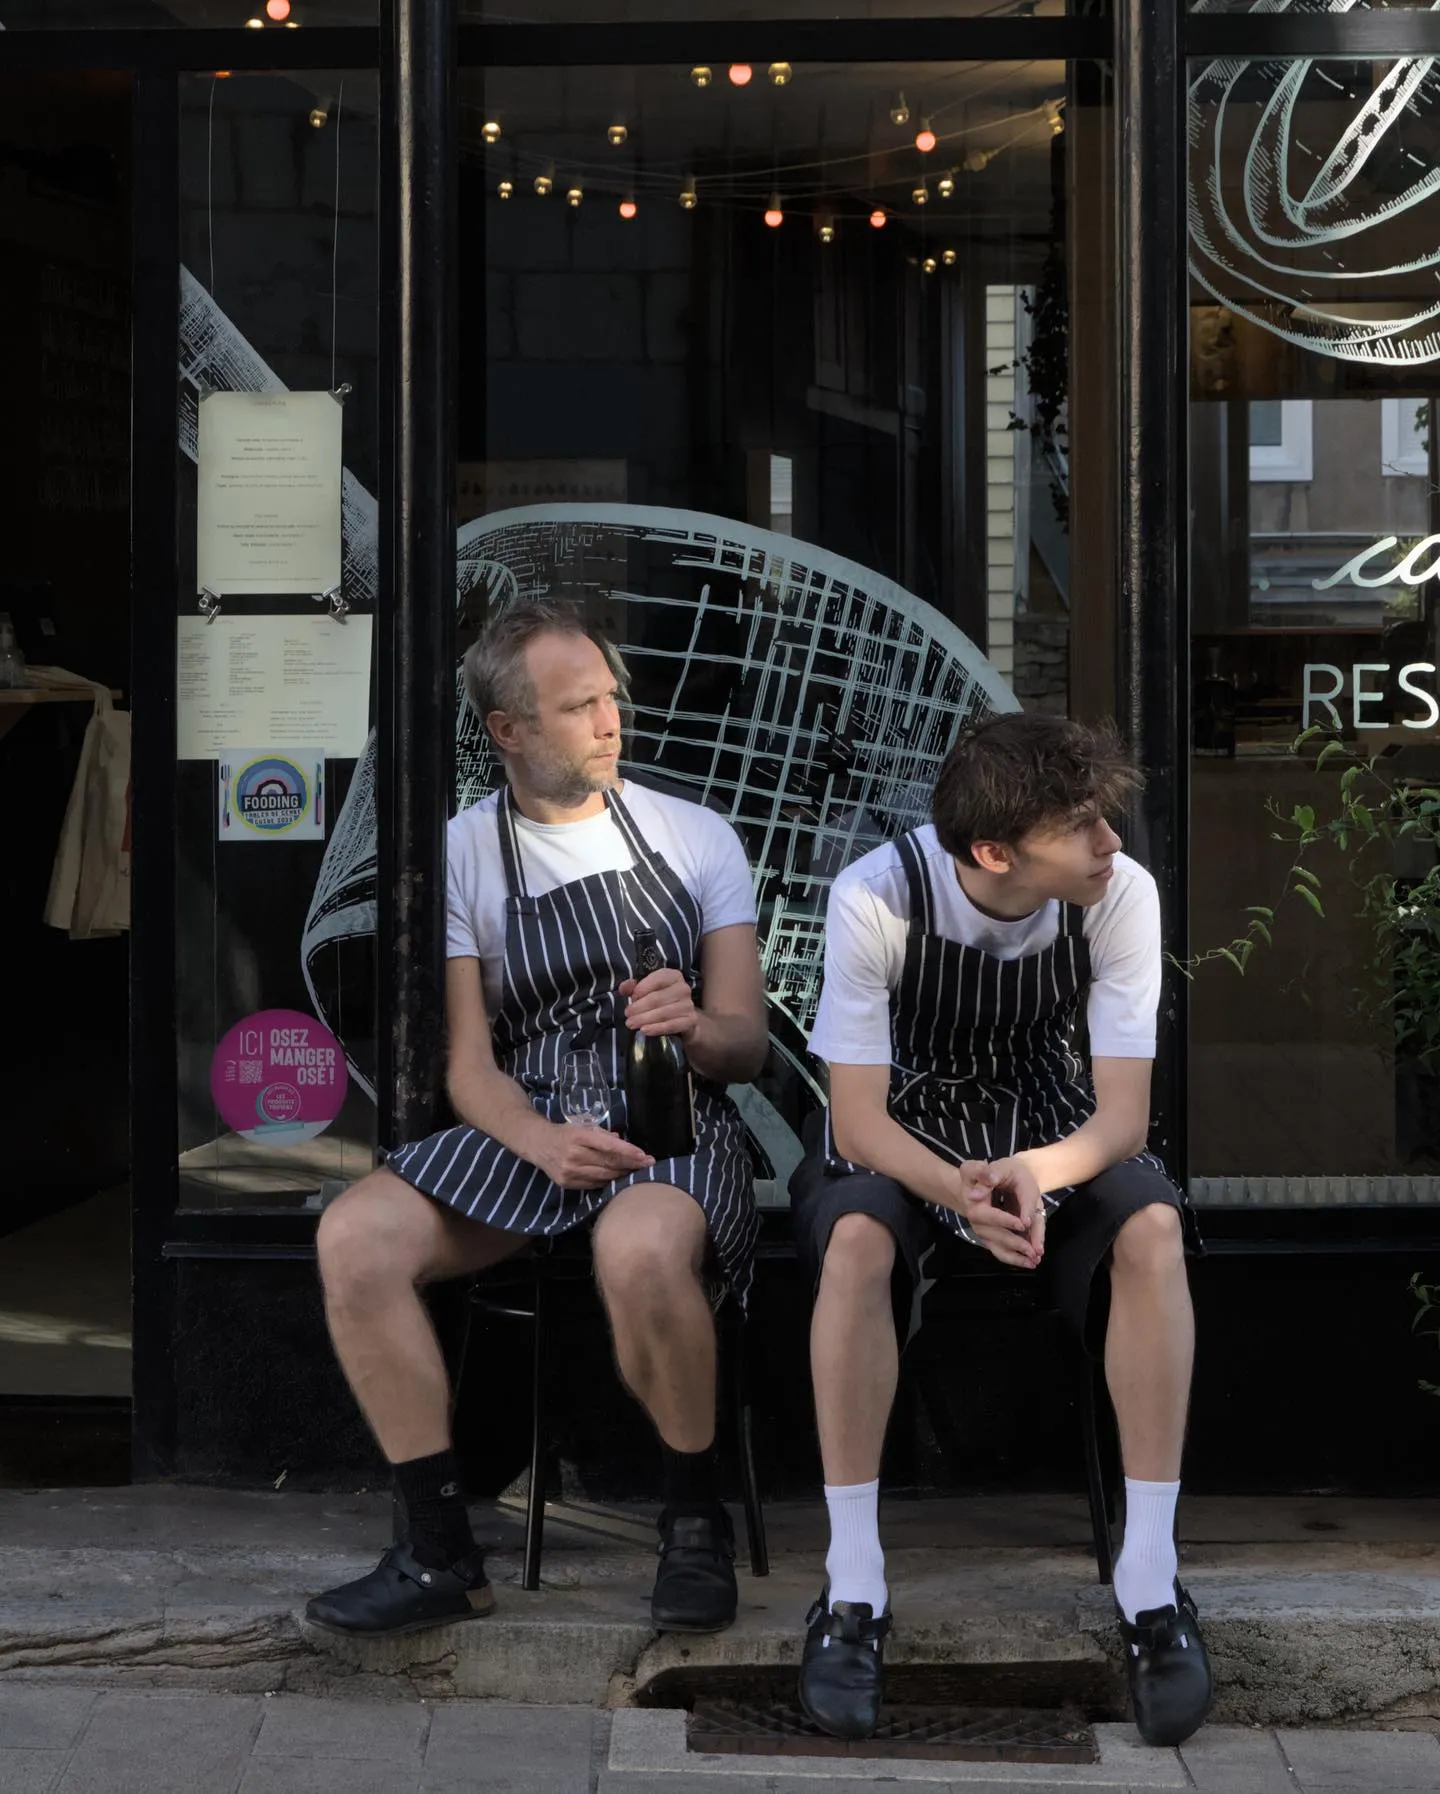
536;1121;654;1191
620;969;698;1040
949;1157;1045;1270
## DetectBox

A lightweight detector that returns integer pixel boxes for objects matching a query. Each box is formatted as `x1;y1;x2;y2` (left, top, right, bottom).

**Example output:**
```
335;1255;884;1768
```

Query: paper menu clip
313;584;349;623
198;588;222;623
330;382;353;402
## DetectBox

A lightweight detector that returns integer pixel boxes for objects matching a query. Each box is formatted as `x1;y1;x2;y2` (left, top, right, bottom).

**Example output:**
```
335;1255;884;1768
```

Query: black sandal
1117;1579;1214;1747
650;1507;738;1633
797;1587;892;1741
305;1542;495;1638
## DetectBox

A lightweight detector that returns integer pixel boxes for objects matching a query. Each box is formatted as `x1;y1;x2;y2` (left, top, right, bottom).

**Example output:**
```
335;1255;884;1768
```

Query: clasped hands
951;1156;1046;1270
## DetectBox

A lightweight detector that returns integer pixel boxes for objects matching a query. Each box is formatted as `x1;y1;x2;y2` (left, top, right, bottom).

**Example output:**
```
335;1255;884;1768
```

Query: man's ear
970;838;1014;876
487;708;522;754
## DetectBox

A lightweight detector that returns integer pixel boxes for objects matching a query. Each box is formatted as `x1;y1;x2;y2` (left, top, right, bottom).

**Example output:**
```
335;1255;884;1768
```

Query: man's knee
316;1170;439;1303
1111;1200;1184;1278
819;1210;897;1296
593;1186;705;1309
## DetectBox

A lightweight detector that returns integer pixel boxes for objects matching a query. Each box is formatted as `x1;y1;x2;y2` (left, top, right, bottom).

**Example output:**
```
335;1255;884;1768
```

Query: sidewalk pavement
2;1688;1439;1794
1;1488;1438;1730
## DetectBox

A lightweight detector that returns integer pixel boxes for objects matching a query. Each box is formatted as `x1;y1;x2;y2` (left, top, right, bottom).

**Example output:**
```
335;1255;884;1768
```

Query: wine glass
559;1048;609;1128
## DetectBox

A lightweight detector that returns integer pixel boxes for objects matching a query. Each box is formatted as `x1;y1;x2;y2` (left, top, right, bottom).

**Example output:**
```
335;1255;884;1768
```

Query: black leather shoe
797;1588;892;1741
1118;1580;1214;1747
650;1507;738;1633
305;1542;495;1638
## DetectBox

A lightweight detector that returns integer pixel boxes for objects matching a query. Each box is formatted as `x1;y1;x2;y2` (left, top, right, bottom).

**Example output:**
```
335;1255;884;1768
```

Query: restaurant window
455;55;1113;1198
1187;51;1440;1203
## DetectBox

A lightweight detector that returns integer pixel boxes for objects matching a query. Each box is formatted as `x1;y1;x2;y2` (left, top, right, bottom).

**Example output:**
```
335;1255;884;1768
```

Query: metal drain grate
687;1700;1097;1762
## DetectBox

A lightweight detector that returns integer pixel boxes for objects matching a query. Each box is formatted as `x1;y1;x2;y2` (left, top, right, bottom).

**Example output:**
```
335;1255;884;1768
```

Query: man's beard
531;747;621;807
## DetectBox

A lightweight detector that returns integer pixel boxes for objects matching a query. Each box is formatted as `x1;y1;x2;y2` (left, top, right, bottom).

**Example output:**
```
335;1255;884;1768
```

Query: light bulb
607;123;627;146
308;106;328;129
619;197;637;219
915;120;937;154
962;148;994;173
818;222;835;244
942;247;957;266
690;65;713;88
265;0;290;17
1045;99;1064;135
566;186;583;207
728;63;753;87
922;256;937;274
764;193;783;227
768;62;793;87
912;181;928;206
869;208;887;229
245;15;263;25
679;182;698;210
481;119;501;144
534;172;553;196
937;173;955;199
497;179;513;199
889;93;910;126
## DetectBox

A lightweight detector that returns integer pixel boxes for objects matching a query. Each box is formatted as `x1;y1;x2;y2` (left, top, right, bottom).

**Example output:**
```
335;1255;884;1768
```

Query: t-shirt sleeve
693;811;759;934
445;818;483;960
1085;865;1161;1058
807;874;898;1066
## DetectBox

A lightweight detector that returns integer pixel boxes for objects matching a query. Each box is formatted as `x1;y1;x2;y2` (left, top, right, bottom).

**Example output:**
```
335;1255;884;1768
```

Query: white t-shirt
446;780;758;1011
808;825;1160;1066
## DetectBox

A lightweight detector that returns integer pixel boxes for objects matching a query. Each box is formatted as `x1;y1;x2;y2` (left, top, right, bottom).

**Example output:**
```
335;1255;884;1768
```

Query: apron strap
605;785;666;875
895;830;935;936
1059;900;1087;938
496;786;532;905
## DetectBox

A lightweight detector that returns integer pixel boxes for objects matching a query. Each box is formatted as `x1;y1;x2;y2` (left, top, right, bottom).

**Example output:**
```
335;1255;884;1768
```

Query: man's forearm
830;1106;961;1212
446;1063;554;1166
1016;1109;1148;1195
686;1008;768;1085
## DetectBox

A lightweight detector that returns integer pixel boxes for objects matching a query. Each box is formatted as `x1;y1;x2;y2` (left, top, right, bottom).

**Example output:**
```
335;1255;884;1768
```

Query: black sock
660;1441;720;1518
393;1449;476;1568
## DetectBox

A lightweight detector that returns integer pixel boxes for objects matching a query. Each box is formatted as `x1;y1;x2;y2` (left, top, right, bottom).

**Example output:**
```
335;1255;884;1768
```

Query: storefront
1;2;1437;1500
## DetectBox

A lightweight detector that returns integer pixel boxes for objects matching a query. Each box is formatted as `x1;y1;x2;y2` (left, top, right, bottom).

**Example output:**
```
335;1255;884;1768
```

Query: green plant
1410;1273;1440;1397
1183;726;1440;1072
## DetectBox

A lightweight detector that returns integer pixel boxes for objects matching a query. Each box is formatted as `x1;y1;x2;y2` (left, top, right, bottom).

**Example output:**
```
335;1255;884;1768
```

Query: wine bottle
624;928;697;1161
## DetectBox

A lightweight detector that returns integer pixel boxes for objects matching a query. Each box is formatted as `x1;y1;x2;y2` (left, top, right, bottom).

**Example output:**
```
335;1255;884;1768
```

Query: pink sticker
210;1008;349;1145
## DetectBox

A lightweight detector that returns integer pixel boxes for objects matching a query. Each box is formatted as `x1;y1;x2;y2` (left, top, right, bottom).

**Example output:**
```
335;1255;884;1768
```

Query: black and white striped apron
825;830;1177;1250
387;785;759;1302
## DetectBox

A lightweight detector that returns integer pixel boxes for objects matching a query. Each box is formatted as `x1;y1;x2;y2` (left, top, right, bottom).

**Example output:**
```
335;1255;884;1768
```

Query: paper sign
198;391;343;597
211;1007;349;1145
218;749;326;841
177;613;372;759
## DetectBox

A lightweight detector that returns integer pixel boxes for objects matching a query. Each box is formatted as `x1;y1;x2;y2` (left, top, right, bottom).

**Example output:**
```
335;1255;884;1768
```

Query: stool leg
732;1311;769;1578
1081;1358;1115;1586
522;1269;546;1592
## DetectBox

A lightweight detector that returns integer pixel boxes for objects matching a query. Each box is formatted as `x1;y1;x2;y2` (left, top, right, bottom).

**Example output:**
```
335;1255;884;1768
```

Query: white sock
824;1479;888;1616
1113;1477;1181;1625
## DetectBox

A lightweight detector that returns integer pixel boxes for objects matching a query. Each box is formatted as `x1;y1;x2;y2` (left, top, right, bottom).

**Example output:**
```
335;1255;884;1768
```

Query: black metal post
1117;0;1189;1182
377;0;458;1149
129;69;181;1480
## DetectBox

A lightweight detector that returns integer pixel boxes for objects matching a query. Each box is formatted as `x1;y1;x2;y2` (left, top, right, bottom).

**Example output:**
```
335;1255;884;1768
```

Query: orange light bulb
619;198;638;219
265;0;290;16
869;208;887;229
728;63;753;87
915;121;937;154
764;195;784;227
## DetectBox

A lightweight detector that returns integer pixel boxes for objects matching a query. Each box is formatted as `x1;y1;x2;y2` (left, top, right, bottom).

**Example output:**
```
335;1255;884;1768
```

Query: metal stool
454;1242;769;1591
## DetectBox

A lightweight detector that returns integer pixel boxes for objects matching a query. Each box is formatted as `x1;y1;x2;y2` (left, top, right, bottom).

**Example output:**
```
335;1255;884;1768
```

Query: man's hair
461;598;629;739
932;711;1141;866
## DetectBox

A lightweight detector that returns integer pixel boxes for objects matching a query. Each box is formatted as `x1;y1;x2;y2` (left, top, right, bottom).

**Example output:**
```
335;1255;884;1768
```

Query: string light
619;196;637;219
937;173;955;199
942;248;957;266
764;192;784;227
729;64;753;87
497;179;513;199
244;15;263;25
922;256;937;274
264;0;289;16
481;119;501;144
768;62;793;87
915;119;937;154
869;208;887;229
690;66;713;87
1045;98;1064;135
607;123;627;146
566;185;583;207
679;178;698;210
534;169;553;197
889;93;910;125
963;147;996;173
308;104;329;129
912;180;929;205
818;221;835;244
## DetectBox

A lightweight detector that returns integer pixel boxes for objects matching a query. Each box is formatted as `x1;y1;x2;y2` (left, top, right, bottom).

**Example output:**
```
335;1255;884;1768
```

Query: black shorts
788;1150;1199;1355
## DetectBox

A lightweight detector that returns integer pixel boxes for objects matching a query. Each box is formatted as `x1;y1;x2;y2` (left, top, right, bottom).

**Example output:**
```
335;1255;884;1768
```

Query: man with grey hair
306;600;768;1639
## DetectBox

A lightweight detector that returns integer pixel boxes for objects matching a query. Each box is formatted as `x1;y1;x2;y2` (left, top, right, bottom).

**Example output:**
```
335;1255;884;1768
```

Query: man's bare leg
1104;1203;1194;1621
316;1166;524;1461
809;1213;898;1614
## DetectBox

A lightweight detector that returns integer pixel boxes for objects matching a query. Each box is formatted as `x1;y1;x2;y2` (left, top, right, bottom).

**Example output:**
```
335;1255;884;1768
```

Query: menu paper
177;614;373;759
